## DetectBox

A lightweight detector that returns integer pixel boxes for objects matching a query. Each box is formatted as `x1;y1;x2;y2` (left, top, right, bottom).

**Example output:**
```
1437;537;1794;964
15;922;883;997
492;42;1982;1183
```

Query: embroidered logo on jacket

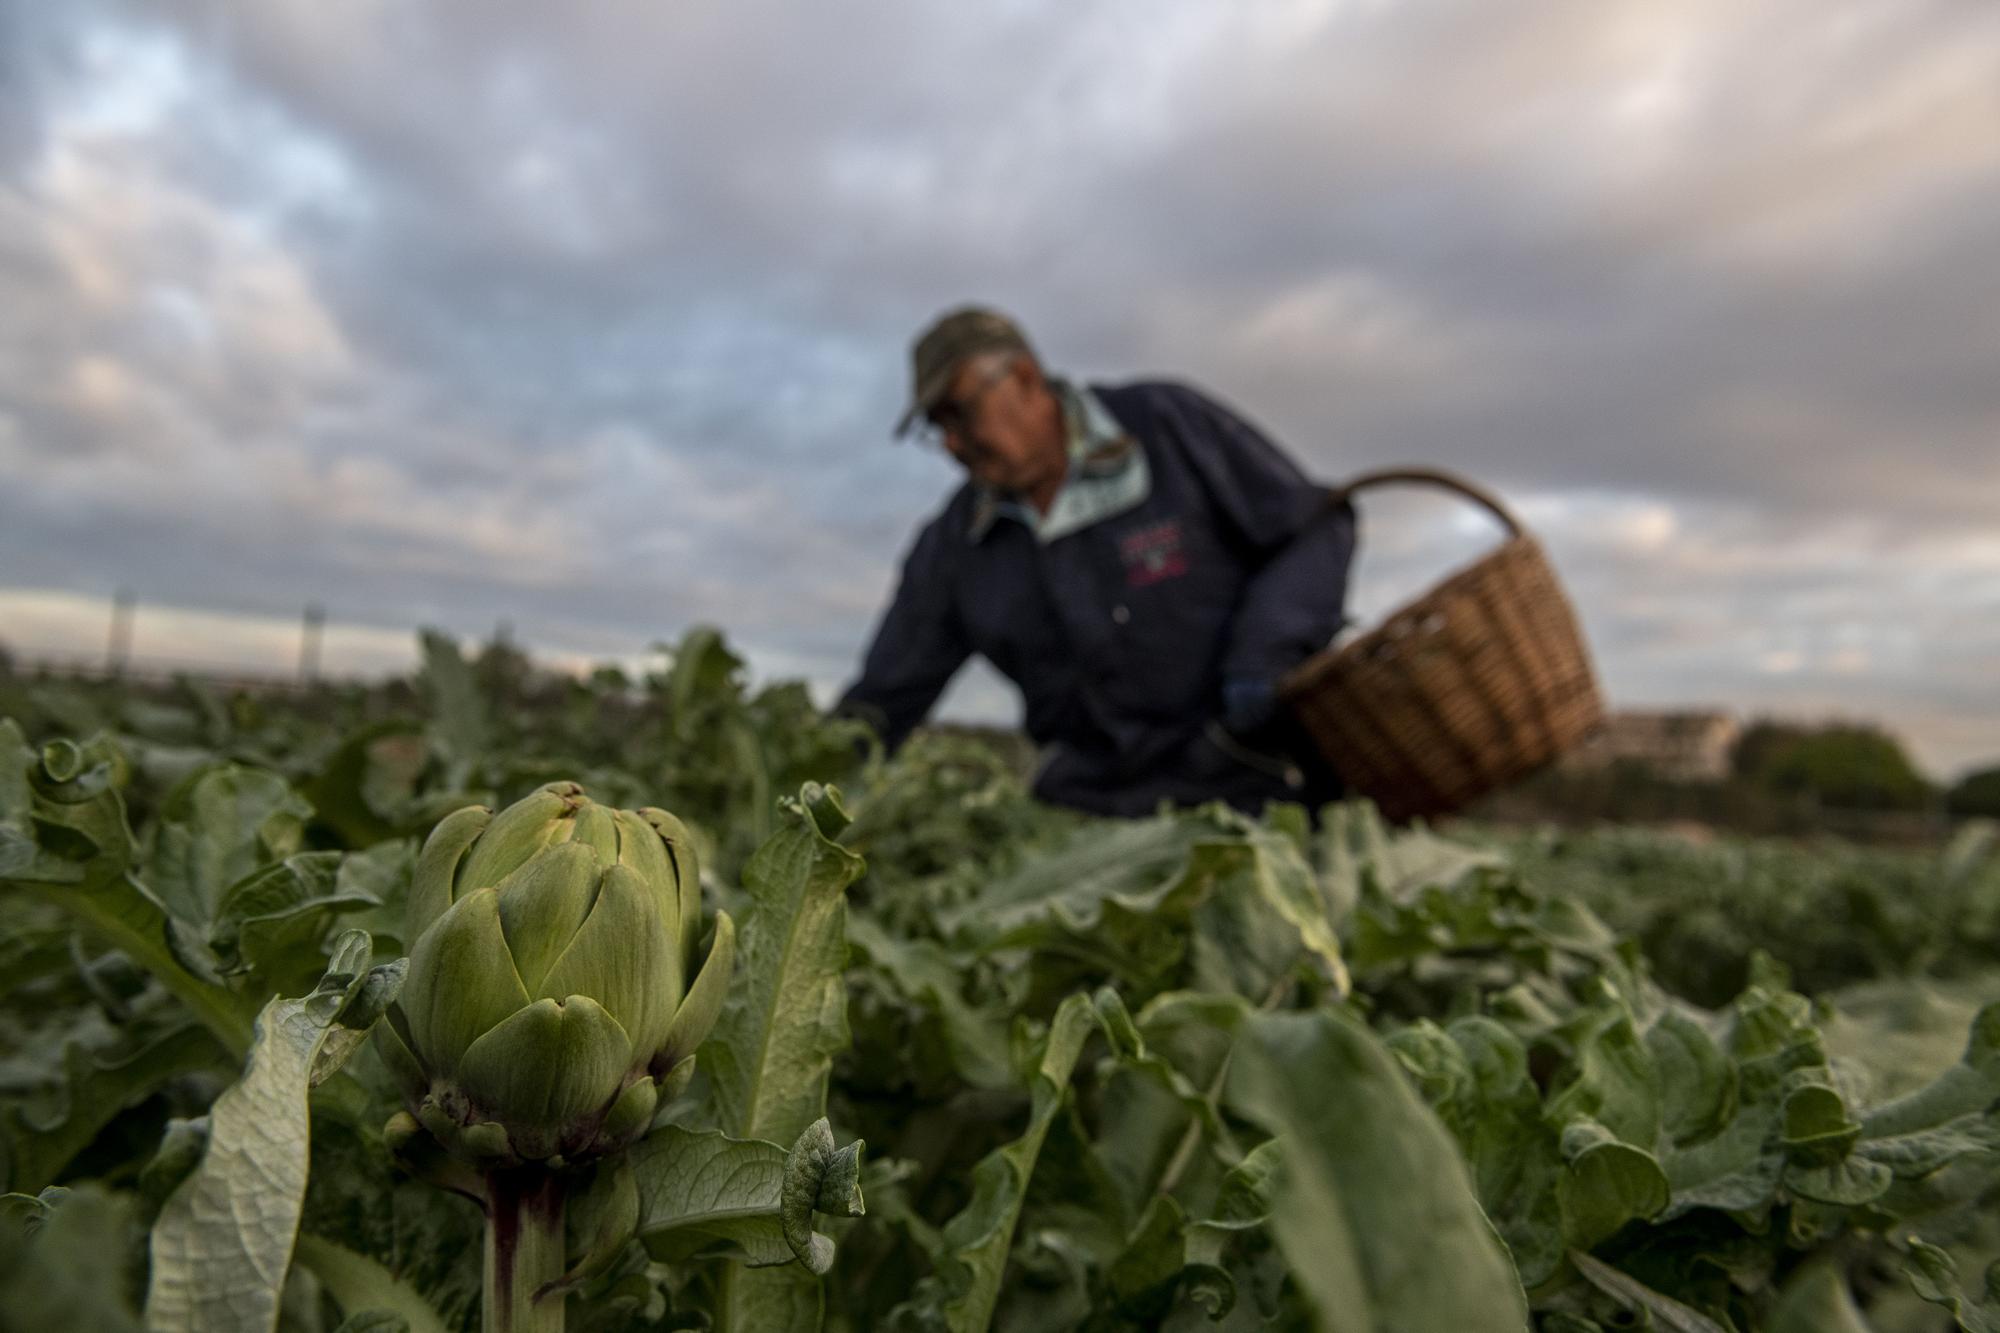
1119;520;1189;587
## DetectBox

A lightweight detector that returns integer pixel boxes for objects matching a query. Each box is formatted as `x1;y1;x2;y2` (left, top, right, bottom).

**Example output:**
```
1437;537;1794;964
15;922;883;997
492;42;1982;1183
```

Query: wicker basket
1280;467;1604;822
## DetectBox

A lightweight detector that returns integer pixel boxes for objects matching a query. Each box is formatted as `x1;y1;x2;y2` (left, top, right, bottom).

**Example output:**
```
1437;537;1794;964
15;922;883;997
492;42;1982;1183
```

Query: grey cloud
4;0;1998;778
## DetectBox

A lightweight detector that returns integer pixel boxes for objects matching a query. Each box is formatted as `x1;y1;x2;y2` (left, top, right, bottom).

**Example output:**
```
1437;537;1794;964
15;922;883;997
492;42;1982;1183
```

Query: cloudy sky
2;1;1996;777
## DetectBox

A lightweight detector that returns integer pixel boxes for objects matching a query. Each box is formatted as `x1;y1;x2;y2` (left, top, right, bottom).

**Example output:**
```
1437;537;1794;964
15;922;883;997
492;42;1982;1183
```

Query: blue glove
1221;675;1281;738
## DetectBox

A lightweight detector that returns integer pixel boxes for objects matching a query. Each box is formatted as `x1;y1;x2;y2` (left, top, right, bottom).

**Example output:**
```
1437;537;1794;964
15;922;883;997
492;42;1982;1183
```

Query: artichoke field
2;630;1998;1333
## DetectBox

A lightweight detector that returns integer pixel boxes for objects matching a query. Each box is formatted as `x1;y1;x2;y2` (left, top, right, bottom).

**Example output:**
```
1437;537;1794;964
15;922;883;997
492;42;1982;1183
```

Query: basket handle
1329;467;1523;538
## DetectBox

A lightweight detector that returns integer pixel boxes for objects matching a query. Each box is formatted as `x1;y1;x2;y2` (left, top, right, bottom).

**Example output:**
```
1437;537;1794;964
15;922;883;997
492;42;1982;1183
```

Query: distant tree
1748;725;1933;812
1731;720;1810;781
474;632;535;702
1946;766;2000;819
589;663;632;692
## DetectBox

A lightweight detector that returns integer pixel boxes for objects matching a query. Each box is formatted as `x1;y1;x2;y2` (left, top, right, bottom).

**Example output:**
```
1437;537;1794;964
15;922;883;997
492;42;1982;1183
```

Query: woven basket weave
1280;467;1604;822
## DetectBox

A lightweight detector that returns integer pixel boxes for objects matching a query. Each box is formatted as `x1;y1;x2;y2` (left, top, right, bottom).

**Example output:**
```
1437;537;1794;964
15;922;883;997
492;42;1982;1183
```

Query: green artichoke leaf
1387;1015;1569;1288
214;851;384;994
695;784;866;1144
1090;986;1233;1152
1657;1100;1783;1220
330;839;421;959
1313;798;1503;917
629;1124;847;1271
555;1157;641;1293
1767;1261;1879;1333
292;1233;450;1333
1647;1009;1740;1147
137;1117;212;1226
698;806;867;1333
147;930;397;1333
1231;1005;1531;1333
0;1008;227;1197
1859;1002;2000;1140
0;1182;144;1331
417;627;492;764
932;811;1219;949
886;991;1096;1333
1105;1192;1188;1316
779;1118;866;1274
1087;1138;1282;1325
1178;1139;1283;1319
1656;987;1809;1222
0;725;134;888
842;913;1012;1090
1556;1118;1670;1251
297;716;479;850
1546;1006;1662;1149
140;763;379;1011
1904;1239;2000;1333
0;721;256;1056
1782;1076;1863;1158
1568;1250;1731;1332
147;764;312;932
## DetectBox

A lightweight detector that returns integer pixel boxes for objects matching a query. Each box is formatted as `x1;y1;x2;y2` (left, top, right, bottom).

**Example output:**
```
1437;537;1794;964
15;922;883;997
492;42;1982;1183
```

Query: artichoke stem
484;1168;569;1333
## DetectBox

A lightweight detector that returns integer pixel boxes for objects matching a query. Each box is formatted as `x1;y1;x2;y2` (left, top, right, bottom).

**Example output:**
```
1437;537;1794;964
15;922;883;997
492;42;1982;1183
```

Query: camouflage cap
894;306;1034;436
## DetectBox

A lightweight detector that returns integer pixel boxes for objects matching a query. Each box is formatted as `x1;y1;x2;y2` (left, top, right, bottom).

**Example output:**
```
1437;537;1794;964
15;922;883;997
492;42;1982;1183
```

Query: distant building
1560;710;1741;783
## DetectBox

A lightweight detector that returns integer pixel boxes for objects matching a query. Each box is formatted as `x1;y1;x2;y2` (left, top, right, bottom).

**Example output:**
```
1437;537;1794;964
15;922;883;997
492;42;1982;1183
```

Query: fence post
300;603;326;682
107;588;136;676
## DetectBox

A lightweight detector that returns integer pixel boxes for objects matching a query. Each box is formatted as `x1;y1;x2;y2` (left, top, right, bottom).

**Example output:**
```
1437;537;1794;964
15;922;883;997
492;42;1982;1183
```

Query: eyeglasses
919;362;1012;451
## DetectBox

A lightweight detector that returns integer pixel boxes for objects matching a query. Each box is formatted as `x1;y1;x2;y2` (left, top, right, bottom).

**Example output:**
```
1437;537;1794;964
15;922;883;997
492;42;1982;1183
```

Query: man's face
928;355;1065;497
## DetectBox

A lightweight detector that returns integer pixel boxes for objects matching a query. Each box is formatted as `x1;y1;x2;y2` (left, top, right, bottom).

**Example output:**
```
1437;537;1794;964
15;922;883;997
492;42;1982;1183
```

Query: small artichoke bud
595;1078;659;1151
382;1110;423;1154
377;783;735;1170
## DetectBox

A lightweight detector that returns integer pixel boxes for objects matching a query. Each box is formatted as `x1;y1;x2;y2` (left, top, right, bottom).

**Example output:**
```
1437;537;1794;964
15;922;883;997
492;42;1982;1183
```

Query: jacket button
1111;605;1130;625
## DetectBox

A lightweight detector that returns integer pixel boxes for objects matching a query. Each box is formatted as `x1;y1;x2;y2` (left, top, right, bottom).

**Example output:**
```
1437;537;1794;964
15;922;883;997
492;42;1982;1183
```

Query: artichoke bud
417;1099;515;1163
595;1077;659;1151
461;1120;515;1162
383;783;734;1170
656;1056;698;1105
383;1110;423;1154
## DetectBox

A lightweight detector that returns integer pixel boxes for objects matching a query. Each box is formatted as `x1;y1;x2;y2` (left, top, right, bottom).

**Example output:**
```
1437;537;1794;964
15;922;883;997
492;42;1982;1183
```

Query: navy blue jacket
839;379;1355;816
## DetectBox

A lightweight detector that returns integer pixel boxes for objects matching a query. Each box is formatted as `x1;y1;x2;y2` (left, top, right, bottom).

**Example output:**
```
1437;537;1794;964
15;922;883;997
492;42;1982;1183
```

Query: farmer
836;305;1356;818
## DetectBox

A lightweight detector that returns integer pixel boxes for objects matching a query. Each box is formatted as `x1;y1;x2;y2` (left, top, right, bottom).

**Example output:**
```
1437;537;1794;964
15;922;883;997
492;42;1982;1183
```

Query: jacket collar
966;380;1150;542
